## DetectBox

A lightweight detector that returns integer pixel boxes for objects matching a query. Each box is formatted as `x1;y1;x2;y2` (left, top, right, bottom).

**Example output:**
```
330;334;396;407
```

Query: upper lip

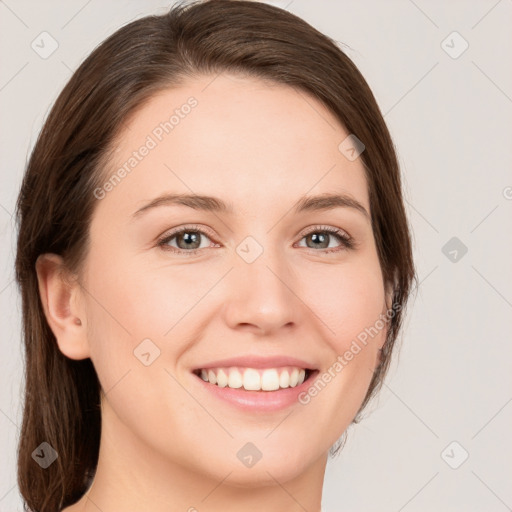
193;355;317;371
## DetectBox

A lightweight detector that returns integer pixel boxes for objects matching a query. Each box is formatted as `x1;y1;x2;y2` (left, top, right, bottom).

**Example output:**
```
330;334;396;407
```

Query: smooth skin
36;73;391;512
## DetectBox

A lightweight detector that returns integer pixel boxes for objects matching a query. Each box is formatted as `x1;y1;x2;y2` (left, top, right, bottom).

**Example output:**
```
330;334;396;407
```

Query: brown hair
15;1;416;510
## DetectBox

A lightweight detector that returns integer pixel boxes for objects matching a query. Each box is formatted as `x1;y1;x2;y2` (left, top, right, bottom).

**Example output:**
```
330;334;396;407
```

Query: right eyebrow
132;193;234;219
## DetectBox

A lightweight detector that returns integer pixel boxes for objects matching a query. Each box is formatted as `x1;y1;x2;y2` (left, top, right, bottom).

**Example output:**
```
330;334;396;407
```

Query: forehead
96;73;369;219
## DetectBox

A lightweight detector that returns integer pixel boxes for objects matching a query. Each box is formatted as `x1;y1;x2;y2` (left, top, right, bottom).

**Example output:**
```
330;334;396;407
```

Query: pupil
180;231;200;249
310;233;328;248
177;231;331;250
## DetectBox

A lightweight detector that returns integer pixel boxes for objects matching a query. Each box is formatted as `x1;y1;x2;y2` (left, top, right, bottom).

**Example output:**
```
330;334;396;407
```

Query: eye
295;226;354;253
157;224;354;256
157;224;217;256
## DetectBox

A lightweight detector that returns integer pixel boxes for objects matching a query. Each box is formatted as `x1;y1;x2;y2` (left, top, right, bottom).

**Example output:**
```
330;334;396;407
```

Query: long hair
15;1;416;509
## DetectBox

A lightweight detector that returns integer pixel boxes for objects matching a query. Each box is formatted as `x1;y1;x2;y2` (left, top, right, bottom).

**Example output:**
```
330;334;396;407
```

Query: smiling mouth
192;366;318;392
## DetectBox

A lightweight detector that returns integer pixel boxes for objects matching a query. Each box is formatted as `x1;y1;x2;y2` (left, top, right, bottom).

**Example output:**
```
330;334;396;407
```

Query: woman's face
78;73;389;485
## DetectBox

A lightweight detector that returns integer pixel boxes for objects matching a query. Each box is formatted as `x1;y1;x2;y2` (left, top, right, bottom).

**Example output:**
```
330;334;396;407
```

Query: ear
375;277;396;368
384;271;396;313
35;253;90;360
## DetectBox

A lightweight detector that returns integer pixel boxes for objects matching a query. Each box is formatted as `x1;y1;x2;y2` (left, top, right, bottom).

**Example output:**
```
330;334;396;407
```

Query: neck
73;398;327;512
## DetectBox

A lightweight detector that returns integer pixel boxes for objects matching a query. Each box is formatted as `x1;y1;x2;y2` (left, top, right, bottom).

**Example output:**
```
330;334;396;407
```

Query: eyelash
156;224;355;257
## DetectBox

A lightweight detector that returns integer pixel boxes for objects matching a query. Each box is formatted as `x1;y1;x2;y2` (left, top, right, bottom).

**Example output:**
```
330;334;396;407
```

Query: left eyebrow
293;193;370;221
131;192;370;221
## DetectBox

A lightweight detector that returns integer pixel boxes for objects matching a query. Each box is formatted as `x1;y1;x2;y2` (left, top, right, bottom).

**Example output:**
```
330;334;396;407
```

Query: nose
221;243;301;336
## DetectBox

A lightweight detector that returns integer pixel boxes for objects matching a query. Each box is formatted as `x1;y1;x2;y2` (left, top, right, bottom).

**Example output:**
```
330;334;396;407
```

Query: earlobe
35;253;90;360
384;273;396;313
375;276;397;369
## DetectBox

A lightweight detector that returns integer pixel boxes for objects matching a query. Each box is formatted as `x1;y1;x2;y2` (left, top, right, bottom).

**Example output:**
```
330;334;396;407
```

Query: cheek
81;257;201;456
83;249;188;341
297;266;387;441
300;254;386;355
82;249;217;395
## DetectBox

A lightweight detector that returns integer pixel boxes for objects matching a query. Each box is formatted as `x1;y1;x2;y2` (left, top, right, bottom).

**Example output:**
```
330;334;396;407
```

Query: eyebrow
132;192;370;221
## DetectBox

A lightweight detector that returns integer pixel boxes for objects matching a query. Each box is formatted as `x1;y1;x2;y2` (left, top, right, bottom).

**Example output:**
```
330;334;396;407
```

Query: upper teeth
198;366;307;391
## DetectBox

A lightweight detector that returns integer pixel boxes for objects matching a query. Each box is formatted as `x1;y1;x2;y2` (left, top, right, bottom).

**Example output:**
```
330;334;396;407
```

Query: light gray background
1;1;511;511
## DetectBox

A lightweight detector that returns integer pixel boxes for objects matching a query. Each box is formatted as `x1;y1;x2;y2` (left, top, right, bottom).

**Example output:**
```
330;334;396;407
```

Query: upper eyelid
158;224;351;247
161;224;217;242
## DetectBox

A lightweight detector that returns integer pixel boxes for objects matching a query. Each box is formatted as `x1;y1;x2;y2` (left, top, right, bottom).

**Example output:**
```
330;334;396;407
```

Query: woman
15;1;416;510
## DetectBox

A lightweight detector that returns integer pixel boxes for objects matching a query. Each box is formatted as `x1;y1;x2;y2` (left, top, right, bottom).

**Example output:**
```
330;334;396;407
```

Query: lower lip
192;371;318;412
